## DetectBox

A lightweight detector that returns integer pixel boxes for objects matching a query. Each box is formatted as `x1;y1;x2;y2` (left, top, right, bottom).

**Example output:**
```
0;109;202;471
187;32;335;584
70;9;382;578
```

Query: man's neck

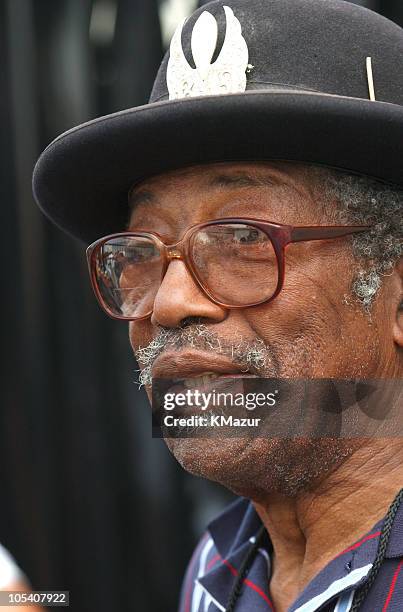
252;439;403;612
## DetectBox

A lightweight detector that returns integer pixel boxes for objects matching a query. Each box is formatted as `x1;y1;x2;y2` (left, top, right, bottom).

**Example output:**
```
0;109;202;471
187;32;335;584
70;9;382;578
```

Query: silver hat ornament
166;5;250;100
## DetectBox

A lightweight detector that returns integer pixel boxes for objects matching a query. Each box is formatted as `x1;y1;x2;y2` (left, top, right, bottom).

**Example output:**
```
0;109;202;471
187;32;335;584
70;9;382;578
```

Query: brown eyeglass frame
86;217;370;321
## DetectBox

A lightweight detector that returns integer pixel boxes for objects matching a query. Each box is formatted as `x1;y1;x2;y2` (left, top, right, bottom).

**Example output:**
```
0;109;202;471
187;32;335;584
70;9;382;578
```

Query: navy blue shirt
179;497;403;611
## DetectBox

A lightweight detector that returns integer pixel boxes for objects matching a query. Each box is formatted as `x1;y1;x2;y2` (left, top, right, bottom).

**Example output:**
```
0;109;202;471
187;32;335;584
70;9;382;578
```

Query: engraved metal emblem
167;5;249;100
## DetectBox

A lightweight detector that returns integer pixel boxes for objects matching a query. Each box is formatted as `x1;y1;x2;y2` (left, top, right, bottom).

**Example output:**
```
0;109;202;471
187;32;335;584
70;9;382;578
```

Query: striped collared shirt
179;497;403;611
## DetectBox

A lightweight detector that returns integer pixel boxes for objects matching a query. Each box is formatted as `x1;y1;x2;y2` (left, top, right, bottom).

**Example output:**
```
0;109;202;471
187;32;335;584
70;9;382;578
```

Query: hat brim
32;90;403;243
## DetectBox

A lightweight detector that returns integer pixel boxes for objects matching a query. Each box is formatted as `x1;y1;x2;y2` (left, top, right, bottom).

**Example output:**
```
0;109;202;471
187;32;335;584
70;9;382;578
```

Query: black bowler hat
33;0;403;243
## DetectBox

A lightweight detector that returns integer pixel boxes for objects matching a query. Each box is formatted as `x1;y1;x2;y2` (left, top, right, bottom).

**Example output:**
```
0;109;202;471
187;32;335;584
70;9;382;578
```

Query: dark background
0;1;402;611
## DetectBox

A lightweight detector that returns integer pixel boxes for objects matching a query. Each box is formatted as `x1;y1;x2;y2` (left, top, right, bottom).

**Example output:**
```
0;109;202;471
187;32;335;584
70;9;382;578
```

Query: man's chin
164;436;361;499
164;436;258;494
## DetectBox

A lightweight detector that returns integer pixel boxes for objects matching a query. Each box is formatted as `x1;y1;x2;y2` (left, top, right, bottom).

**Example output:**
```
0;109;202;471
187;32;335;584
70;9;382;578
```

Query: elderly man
33;0;402;610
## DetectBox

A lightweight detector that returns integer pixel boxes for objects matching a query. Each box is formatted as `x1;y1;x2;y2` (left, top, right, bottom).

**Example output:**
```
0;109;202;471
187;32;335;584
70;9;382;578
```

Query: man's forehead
126;161;322;230
128;160;310;207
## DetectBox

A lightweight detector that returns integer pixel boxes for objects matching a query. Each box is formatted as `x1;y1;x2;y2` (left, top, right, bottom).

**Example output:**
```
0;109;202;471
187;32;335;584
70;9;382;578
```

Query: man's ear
393;258;403;348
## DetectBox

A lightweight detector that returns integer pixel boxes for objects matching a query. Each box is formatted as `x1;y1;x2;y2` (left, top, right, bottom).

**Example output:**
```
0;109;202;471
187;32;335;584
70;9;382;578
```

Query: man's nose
150;260;228;327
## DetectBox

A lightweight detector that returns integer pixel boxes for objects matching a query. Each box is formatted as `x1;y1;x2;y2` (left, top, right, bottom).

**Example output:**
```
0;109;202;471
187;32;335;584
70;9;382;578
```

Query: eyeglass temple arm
289;225;370;243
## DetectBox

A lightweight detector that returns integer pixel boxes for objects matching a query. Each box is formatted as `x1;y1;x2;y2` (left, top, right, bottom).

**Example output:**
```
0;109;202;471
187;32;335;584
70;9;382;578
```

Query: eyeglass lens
190;224;278;305
93;224;279;318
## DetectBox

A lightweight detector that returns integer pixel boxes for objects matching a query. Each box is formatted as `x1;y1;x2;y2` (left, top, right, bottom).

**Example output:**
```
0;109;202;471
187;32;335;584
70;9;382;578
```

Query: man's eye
234;229;260;243
106;246;158;263
125;247;155;262
210;229;261;243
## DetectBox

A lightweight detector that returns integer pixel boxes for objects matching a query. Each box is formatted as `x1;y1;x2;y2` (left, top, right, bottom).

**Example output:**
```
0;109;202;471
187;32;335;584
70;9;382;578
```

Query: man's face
127;161;399;499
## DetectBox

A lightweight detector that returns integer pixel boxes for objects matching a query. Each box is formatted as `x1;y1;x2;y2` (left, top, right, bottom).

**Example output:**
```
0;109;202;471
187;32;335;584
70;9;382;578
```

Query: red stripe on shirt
222;558;274;609
335;531;382;557
206;553;221;571
382;558;403;611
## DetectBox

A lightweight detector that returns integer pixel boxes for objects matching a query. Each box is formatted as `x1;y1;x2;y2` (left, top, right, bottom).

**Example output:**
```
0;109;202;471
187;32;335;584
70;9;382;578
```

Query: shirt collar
385;498;403;558
198;495;403;611
198;498;273;610
208;497;262;559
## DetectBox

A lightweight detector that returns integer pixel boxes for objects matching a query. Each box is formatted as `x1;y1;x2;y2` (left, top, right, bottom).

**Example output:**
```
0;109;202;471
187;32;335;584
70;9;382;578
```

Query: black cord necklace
225;488;403;612
350;488;403;611
225;524;267;612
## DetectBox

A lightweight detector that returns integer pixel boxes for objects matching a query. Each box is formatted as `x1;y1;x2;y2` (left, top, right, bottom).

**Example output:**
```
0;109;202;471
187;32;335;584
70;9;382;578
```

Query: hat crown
150;0;403;106
32;0;403;243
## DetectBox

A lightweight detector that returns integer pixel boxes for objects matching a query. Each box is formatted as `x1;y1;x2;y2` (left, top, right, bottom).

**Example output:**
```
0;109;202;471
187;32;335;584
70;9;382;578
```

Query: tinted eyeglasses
86;217;370;320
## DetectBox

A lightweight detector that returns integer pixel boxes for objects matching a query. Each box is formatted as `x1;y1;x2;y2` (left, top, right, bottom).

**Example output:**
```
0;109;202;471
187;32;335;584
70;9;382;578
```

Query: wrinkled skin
127;161;403;610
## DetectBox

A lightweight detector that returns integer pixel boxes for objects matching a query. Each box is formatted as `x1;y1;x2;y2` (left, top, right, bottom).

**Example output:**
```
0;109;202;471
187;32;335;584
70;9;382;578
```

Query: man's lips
151;350;259;419
151;350;258;381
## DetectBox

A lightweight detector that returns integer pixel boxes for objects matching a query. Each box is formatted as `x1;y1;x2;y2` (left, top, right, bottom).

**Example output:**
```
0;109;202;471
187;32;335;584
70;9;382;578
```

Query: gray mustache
134;323;277;387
